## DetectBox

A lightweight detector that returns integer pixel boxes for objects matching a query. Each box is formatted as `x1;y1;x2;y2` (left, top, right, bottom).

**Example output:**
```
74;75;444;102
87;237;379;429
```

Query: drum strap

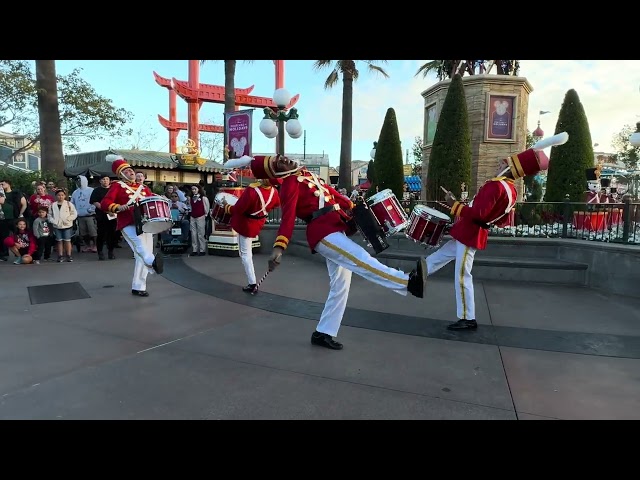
249;186;275;218
118;181;145;206
485;180;516;226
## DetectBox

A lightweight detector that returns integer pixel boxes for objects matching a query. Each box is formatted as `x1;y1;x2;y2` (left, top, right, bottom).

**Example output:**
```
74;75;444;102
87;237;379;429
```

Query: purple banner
225;109;253;159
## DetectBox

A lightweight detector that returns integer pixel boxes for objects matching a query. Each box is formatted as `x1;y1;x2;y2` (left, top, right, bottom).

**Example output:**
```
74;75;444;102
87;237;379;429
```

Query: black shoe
152;252;164;274
189;252;199;257
0;256;7;262
447;319;478;331
98;252;105;261
198;252;206;256
242;284;258;294
108;251;115;260
407;257;427;298
131;289;150;297
311;331;343;350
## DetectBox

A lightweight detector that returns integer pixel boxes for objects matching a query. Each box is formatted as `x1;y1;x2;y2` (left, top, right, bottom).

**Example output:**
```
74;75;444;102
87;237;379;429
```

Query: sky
50;60;640;167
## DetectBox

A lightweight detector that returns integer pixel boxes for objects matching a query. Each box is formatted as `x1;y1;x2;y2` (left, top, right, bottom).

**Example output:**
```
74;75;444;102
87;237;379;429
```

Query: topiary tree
425;74;472;201
544;89;595;202
373;108;405;200
366;158;377;185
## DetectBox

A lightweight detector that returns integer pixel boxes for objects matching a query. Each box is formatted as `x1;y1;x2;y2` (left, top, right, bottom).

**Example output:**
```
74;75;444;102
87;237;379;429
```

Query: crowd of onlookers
0;174;215;265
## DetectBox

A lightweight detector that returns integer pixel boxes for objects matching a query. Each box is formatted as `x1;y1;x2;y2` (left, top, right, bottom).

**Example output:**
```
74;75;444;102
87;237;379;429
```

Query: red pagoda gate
154;60;298;154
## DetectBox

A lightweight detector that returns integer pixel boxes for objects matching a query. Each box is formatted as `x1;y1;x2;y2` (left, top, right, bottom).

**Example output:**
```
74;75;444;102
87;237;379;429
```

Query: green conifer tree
373;108;405;200
544;89;595;202
425;74;472;201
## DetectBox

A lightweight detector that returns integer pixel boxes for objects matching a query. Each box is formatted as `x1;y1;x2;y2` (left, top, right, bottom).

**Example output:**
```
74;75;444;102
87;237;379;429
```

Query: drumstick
440;186;450;195
254;270;271;292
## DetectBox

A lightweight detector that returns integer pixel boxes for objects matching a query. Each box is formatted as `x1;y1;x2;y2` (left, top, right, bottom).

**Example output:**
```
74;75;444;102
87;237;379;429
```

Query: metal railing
265;199;640;245
416;199;640;245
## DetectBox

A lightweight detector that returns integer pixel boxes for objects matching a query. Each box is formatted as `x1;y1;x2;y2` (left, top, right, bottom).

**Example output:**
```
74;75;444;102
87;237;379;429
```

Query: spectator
31;206;54;263
3;218;37;264
29;183;55;223
70;175;97;253
49;189;78;263
188;184;210;256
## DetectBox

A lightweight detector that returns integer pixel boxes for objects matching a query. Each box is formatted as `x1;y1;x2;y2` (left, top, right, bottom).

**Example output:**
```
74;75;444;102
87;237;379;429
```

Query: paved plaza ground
1;248;639;420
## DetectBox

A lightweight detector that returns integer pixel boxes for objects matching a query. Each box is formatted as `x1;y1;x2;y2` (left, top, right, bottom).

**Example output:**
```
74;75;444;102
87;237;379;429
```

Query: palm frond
324;70;340;89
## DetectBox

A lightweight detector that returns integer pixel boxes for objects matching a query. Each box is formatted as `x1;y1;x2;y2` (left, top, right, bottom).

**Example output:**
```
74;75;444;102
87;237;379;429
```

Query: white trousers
238;234;256;285
121;225;155;291
314;231;410;337
425;239;477;321
190;216;207;253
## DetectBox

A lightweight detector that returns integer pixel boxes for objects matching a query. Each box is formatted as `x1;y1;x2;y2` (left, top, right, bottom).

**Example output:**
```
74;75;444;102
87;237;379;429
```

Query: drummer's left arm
449;181;501;222
224;189;249;216
326;185;354;211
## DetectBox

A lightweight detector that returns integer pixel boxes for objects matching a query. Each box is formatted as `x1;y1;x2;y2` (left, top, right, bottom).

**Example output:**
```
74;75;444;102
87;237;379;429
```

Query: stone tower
421;74;533;199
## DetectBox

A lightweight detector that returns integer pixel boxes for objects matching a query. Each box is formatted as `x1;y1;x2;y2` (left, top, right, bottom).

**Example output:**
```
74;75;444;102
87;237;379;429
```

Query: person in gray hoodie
70;175;97;253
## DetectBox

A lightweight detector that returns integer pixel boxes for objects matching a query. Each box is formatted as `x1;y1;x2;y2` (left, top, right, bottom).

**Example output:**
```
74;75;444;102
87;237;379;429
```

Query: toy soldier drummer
584;166;601;206
599;178;615;204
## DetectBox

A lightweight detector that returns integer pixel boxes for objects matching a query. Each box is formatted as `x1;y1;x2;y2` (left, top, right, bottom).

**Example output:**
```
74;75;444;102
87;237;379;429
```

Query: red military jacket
225;182;281;238
100;180;155;231
274;169;355;252
448;177;517;250
585;191;600;204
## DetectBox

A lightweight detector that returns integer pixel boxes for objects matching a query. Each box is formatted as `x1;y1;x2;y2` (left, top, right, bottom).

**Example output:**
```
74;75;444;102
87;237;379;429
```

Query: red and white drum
367;189;409;236
139;197;172;234
405;205;452;248
212;192;238;225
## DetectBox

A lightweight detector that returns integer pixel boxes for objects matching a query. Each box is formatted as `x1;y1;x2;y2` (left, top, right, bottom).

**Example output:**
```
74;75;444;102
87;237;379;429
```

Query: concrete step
286;239;587;287
377;250;587;286
386;234;560;258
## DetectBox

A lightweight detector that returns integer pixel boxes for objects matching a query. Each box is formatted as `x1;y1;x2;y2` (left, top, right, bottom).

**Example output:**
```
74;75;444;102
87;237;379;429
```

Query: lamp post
259;88;303;155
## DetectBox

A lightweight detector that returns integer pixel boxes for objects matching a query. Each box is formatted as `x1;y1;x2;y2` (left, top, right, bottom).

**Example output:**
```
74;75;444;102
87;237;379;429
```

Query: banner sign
224;109;253;159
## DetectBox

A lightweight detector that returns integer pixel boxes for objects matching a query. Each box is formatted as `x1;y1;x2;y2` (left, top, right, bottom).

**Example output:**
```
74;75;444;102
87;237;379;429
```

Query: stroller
159;208;191;254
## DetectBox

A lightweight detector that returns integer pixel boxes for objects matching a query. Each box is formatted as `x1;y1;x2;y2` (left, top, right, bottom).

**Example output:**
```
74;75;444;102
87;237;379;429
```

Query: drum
348;202;389;255
138;197;172;234
366;189;409;236
405;205;452;248
212;192;238;225
573;211;607;231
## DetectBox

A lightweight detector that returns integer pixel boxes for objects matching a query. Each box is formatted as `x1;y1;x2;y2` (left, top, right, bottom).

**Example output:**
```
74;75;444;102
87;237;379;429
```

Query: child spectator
3;218;37;264
32;206;54;263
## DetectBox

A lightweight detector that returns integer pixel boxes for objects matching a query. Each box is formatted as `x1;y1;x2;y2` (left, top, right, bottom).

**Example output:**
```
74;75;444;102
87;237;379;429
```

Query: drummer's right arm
101;183;120;214
274;176;299;251
450;181;501;222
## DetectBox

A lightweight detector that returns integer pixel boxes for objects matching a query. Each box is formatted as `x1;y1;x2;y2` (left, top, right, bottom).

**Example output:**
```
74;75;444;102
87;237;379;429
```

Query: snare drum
212;192;238;225
405;205;452;248
138;197;172;234
367;189;409;236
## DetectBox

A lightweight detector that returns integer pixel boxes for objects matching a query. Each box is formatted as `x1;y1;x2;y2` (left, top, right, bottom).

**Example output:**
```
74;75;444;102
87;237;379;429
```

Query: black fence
266;199;640;245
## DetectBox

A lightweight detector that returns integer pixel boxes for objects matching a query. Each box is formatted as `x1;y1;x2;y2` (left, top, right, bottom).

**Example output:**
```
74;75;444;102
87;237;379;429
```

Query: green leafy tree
312;60;389;191
425;74;472;201
0;60;133;171
411;136;423;175
610;123;640;170
373;108;405;200
544;89;595;202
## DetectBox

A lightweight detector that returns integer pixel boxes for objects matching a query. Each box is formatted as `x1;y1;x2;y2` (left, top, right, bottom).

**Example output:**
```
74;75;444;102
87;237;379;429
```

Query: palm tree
200;60;253;162
312;60;389;191
35;60;65;175
415;60;521;81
